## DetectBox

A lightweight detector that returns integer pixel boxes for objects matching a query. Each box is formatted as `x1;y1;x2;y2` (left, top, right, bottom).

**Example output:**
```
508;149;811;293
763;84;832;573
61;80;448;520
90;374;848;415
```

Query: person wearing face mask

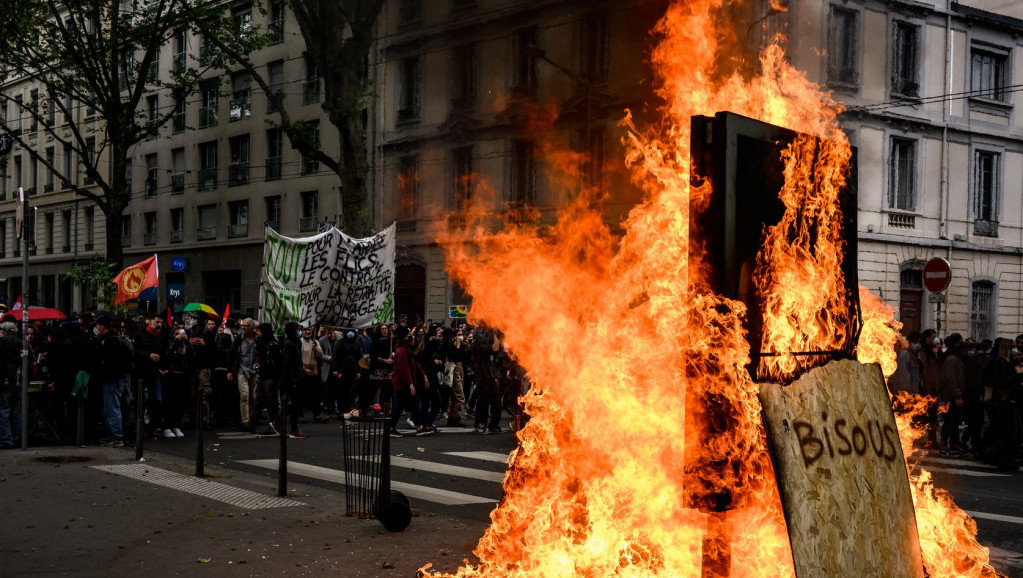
162;327;193;438
889;331;923;395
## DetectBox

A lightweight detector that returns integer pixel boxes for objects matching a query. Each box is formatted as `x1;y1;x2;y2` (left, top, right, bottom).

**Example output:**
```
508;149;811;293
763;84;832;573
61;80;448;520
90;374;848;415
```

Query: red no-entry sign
923;258;952;293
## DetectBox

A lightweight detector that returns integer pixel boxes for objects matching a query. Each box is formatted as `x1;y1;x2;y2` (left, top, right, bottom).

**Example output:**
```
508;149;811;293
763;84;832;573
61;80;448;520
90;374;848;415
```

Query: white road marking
916;456;997;469
444;451;512;464
386;456;506;483
92;464;304;509
964;510;1023;526
912;465;1009;478
237;459;498;506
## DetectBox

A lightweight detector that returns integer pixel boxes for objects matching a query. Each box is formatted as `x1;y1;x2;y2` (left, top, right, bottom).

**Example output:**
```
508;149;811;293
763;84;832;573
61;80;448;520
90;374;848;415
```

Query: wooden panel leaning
759;359;924;578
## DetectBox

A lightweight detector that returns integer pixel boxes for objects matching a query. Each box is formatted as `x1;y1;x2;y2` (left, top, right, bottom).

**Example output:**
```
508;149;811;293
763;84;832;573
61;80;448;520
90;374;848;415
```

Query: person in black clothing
187;317;218;429
470;327;503;434
981;338;1021;470
212;323;235;425
280;321;307;439
134;315;169;437
331;330;364;419
92;315;128;447
414;329;444;430
253;323;282;434
162;326;193;438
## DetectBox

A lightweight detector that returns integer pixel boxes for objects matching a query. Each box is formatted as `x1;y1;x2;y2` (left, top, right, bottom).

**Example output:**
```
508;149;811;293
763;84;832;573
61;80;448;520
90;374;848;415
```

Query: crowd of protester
0;311;529;449
889;329;1023;470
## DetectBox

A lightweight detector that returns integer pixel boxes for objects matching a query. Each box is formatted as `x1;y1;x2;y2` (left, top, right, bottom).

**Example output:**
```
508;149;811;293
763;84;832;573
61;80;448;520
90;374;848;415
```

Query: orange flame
423;1;999;576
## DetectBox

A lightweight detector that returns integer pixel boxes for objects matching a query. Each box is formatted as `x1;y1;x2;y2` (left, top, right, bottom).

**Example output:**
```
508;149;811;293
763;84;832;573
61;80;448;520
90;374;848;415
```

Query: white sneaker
173;428;184;438
162;429;175;439
406;418;415;428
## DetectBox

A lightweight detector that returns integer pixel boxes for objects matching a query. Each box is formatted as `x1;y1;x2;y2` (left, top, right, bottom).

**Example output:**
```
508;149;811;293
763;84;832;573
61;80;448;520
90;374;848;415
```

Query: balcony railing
197;168;217;191
265;157;281;181
302;80;319;105
170;230;183;243
173;52;186;72
397;219;417;233
268;19;284;44
143;232;156;245
171;173;184;193
228;223;248;238
43;183;53;193
974;218;999;238
887;213;915;229
199;106;217;128
229;94;251;121
172;111;185;133
228;163;249;186
145;178;157;197
300;216;317;231
120;235;130;247
267;218;280;231
197;226;217;240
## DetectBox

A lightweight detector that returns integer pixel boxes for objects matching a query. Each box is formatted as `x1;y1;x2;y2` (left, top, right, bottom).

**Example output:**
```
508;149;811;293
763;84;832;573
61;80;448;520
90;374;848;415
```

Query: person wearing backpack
253;323;282;435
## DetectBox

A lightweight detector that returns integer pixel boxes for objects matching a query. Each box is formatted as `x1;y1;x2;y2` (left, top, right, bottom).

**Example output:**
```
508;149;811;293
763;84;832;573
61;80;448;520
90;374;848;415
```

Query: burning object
425;1;998;576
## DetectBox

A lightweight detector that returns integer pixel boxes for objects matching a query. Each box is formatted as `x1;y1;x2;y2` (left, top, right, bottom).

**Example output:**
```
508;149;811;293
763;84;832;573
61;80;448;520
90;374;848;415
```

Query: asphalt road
142;416;1023;575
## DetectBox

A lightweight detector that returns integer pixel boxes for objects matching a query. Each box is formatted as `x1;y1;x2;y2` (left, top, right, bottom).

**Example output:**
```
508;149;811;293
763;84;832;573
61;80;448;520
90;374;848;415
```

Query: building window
267;60;284;113
199;79;219;127
300;122;319;175
144;211;157;245
888;137;915;211
120;214;131;247
0;219;6;257
63;210;71;252
973;150;1000;237
124;160;132;196
397;156;419;232
514;28;538;95
398;56;421;122
172;98;185;133
452;146;473;211
200;35;219;66
269;2;285;44
13;156;21;194
233;5;252;39
44;212;53;254
398;0;422;26
266;129;282;181
84;207;94;250
827;5;859;86
173;28;187;72
29;89;38;132
171;148;185;193
229;135;250;186
229;200;249;238
265;195;281;230
14;95;22;132
970;280;995;341
45;95;55;127
451;45;475;111
147;49;159;83
146;94;158;138
230;73;251;121
582;12;609;84
197;204;217;240
44;147;54;193
300;191;318;231
145;154;158;197
303;56;320;105
971;45;1009;102
170;208;184;242
891;21;919;97
510;139;535;206
62;144;72;188
198;141;217;191
83;137;95;185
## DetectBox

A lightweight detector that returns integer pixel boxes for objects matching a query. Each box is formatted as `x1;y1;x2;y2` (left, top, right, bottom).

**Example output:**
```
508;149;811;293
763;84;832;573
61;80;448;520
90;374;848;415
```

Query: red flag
10;296;22;311
221;302;230;328
166;305;173;328
113;255;159;305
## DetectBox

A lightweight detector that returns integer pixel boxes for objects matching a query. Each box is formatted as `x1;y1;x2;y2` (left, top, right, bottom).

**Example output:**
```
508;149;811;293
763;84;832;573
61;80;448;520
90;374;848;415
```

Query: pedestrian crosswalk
913;453;1012;478
238;449;510;507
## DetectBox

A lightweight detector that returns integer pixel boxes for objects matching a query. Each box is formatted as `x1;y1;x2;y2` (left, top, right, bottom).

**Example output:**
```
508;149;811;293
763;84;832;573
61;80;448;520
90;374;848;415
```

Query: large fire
424;1;998;576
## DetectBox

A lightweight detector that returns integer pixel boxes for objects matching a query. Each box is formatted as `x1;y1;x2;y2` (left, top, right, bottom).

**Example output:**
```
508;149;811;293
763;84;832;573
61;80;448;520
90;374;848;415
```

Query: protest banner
260;224;395;330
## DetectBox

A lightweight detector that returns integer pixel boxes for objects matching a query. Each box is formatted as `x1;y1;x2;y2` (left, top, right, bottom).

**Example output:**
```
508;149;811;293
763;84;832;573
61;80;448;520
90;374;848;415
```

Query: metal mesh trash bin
341;416;411;531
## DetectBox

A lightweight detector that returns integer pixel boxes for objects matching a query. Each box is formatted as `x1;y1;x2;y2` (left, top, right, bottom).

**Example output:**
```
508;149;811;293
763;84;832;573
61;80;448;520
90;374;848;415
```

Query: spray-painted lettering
793;412;898;468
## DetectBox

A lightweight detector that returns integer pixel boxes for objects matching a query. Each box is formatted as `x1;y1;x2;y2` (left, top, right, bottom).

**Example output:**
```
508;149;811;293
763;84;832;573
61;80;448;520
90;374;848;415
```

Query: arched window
899;266;923;335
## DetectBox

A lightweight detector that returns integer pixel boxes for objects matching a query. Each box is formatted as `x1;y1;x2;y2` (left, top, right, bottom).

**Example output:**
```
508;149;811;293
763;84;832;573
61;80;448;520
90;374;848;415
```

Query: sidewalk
0;445;487;577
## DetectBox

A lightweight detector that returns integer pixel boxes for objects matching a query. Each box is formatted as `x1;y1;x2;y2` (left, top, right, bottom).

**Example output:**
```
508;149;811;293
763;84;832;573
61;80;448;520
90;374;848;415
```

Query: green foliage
61;255;129;315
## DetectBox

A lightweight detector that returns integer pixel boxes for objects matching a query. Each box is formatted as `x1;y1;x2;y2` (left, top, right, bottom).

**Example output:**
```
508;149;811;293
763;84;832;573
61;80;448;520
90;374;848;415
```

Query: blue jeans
102;378;126;440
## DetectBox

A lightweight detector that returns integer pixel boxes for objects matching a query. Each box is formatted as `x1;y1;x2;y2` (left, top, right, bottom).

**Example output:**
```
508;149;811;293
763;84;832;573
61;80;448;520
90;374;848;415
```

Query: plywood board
759;359;924;578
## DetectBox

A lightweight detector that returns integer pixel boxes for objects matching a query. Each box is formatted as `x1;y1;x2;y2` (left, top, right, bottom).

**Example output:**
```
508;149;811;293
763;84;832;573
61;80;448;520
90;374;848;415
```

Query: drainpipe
938;3;953;334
